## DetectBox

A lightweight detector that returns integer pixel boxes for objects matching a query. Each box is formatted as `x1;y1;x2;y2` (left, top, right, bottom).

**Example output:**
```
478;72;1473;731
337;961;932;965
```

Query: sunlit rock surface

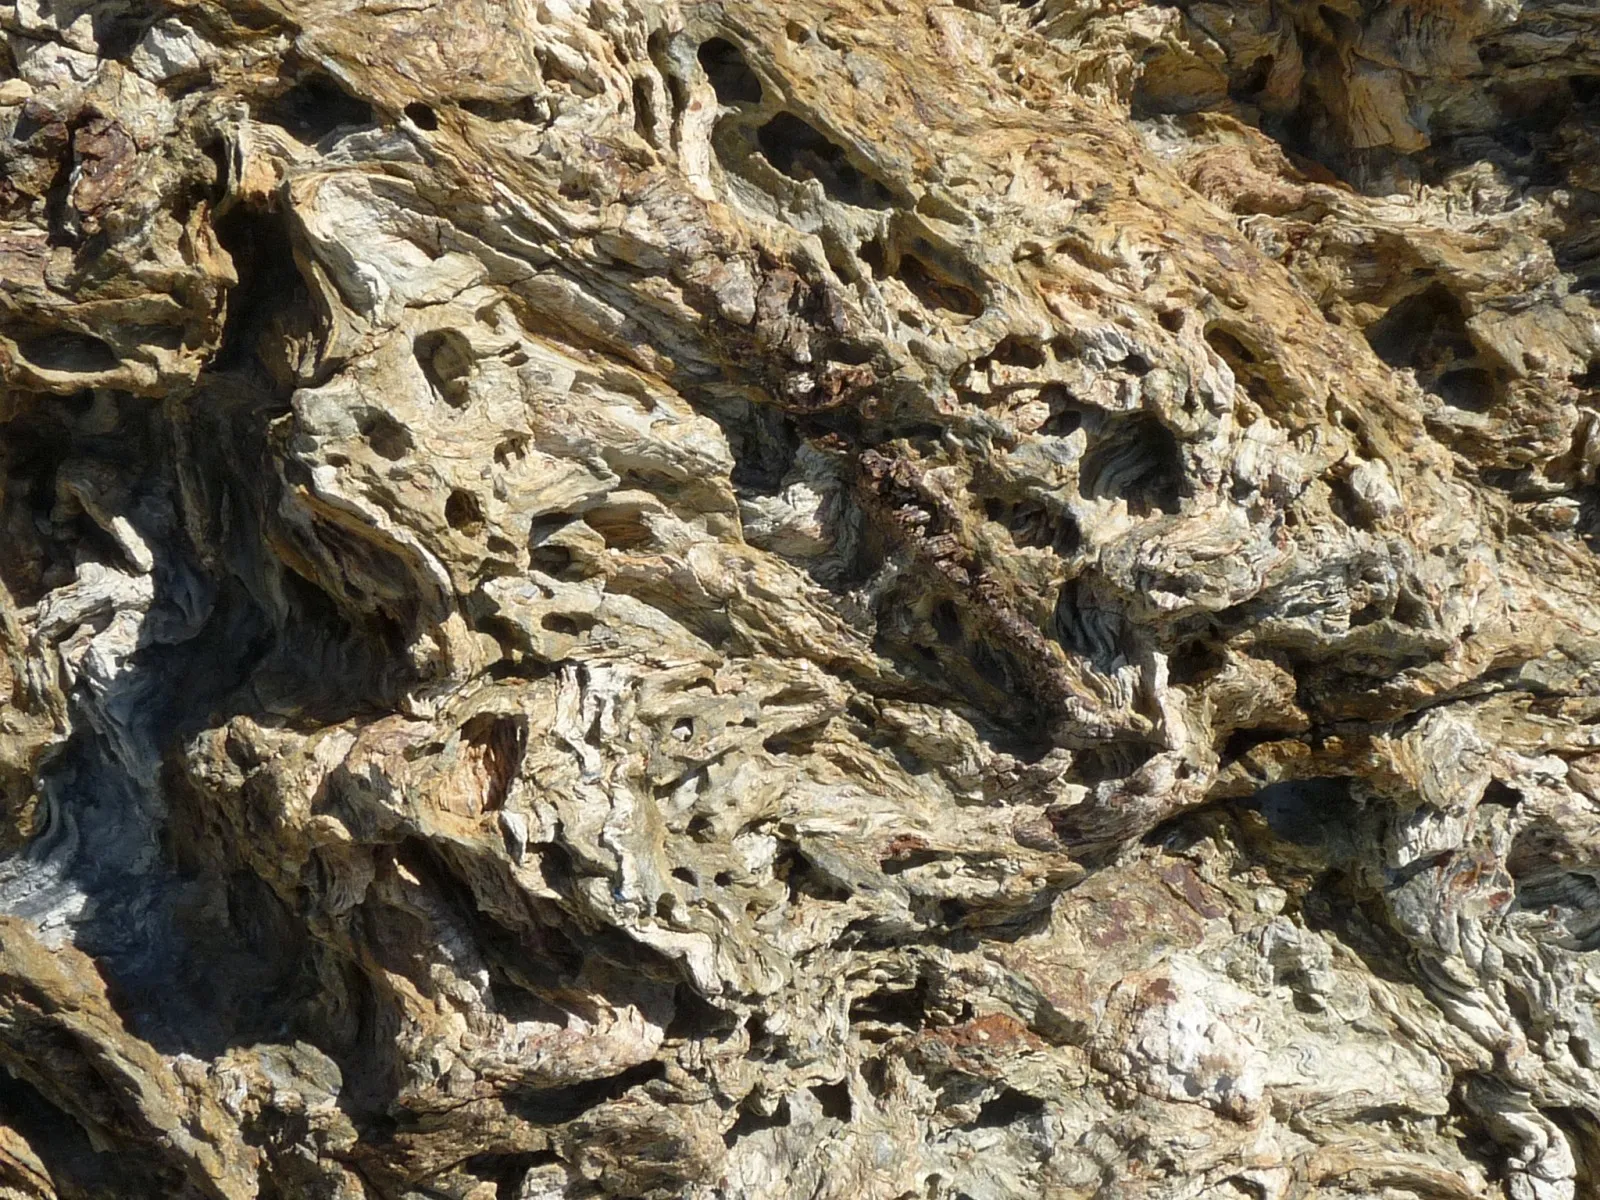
4;0;1600;1196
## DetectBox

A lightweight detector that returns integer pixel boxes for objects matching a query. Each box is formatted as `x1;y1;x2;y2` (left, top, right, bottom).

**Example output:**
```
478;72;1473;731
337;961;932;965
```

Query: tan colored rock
2;0;1600;1197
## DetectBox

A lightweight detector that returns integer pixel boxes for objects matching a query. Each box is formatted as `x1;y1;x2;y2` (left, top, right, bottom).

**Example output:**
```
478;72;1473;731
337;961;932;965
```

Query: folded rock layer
3;0;1600;1197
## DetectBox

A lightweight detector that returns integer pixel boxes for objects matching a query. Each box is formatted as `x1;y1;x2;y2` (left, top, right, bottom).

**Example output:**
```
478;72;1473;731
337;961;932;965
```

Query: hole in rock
1503;867;1600;948
356;409;413;460
1167;638;1226;684
1039;386;1085;436
850;982;928;1030
1204;326;1277;410
631;77;658;143
463;96;545;123
584;504;654;550
403;101;439;130
0;1071;174;1195
989;336;1048;369
1069;741;1158;787
465;1151;560;1194
509;1062;665;1125
1349;599;1386;626
1544;1107;1600;1191
261;71;374;141
445;489;484;533
862;1056;892;1096
530;543;574;577
1480;779;1523;808
724;1098;791;1146
132;323;185;352
459;714;526;811
1140;804;1222;853
746;1011;779;1052
778;845;853;901
811;1081;853;1120
1054;576;1127;662
763;723;827;756
756;112;898;209
1489;78;1573;140
894;253;982;316
1233;54;1275;101
1205;326;1258;366
1079;414;1184;514
726;401;798;496
827;337;876;366
93;10;156;59
415;328;475;408
858;237;888;279
970;639;1015;693
664;983;735;1042
10;329;118;373
541;613;595;636
989;497;1080;556
1435;366;1495;412
881;848;942;874
1241;777;1361;849
969;1087;1046;1127
210;204;309;388
1365;284;1474;374
495;434;529;465
647;29;691;123
698;37;762;105
1392;588;1430;628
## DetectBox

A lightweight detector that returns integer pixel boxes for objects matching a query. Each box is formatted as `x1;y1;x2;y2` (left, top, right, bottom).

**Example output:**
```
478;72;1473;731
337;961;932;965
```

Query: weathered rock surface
3;0;1600;1196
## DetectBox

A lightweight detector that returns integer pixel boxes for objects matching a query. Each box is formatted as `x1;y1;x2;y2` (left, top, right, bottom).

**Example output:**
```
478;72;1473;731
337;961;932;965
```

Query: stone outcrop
4;0;1600;1196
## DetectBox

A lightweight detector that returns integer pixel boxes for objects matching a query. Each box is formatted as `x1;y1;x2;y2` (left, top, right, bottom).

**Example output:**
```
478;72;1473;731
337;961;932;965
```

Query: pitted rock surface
4;0;1600;1197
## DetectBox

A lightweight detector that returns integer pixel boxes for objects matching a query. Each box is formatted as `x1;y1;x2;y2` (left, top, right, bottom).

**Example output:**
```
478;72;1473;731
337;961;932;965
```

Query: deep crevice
755;112;899;210
257;70;374;142
698;38;763;106
893;253;983;316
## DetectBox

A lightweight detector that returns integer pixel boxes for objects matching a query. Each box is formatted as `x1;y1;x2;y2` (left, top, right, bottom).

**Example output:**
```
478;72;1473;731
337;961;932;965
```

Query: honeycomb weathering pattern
2;0;1600;1196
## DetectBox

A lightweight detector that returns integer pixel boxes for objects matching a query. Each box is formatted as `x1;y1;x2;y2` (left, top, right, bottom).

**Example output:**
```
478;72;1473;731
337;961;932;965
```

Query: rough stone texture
4;0;1600;1197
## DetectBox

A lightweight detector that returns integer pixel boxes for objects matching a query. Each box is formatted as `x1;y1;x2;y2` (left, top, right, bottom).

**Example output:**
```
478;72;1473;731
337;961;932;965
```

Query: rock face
4;0;1600;1197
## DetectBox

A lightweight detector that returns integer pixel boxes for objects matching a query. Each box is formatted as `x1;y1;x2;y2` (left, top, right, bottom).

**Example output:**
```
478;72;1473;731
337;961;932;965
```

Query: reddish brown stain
1140;977;1178;1005
70;118;138;227
1160;861;1227;919
932;1012;1042;1052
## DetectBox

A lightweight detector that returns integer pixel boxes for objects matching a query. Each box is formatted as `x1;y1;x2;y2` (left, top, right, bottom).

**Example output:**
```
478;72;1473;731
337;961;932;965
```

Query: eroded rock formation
3;0;1600;1196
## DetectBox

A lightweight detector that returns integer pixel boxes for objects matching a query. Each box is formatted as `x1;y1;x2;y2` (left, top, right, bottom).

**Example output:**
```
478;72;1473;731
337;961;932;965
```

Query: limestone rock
3;0;1600;1196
